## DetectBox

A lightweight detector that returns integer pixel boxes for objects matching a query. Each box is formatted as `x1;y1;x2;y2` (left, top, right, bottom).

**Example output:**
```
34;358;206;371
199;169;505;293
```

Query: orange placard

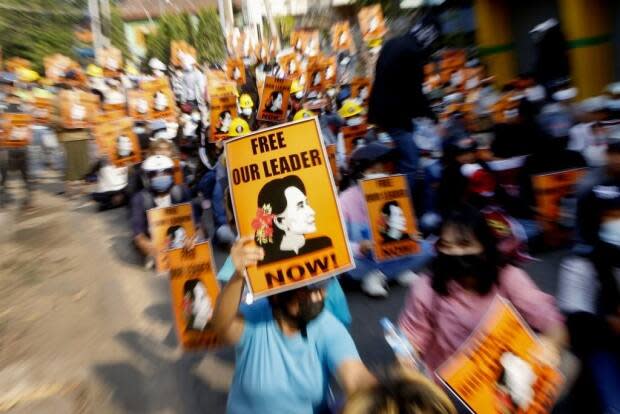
147;203;196;273
127;90;152;121
168;242;220;350
33;97;53;125
331;21;354;53
209;93;238;142
141;78;176;121
257;76;292;124
358;5;387;42
437;296;564;414
0;113;33;148
326;143;339;185
305;60;326;98
170;40;197;67
351;77;372;107
341;123;369;158
226;57;246;86
322;56;338;89
291;30;320;56
93;117;142;167
360;175;420;261
97;46;123;76
532;168;587;242
44;54;80;84
278;52;302;79
225;118;354;299
58;90;100;129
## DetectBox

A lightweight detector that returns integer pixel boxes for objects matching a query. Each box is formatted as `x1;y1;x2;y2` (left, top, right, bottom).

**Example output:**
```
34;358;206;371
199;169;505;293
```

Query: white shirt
96;165;128;193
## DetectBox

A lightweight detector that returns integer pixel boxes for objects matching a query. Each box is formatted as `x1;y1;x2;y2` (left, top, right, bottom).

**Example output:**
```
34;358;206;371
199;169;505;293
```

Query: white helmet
149;58;166;72
142;155;174;172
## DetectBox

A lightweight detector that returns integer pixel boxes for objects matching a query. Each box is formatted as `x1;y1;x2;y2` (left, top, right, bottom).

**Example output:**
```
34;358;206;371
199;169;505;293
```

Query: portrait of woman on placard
265;91;284;114
379;200;410;243
217;110;233;134
153;90;169;112
182;279;213;331
252;175;333;266
116;134;134;159
167;225;187;249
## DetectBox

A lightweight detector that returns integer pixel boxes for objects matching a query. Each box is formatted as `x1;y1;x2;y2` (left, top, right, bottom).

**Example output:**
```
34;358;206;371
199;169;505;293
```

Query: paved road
0;180;568;413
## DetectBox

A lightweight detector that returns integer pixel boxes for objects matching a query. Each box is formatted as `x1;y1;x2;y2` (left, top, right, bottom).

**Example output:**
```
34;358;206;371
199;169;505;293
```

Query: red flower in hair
252;204;275;245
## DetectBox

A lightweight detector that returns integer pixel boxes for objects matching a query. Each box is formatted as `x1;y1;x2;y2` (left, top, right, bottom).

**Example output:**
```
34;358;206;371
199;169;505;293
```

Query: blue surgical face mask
151;175;173;193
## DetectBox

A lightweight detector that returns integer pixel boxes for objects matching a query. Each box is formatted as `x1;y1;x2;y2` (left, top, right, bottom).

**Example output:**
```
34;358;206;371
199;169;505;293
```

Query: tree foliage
0;0;87;72
144;8;225;67
110;3;130;60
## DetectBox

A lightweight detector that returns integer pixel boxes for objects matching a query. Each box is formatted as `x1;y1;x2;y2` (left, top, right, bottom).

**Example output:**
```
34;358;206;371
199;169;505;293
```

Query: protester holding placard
211;237;376;414
130;154;196;269
398;206;566;376
339;143;434;298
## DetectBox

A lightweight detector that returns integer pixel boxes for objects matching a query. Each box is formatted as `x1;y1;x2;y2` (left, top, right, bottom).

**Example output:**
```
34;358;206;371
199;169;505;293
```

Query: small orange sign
140;78;177;121
93;117;142;167
331;21;355;53
170;40;197;67
58;90;100;129
305;60;326;97
326;143;340;185
168;242;221;350
147;203;196;273
33;97;53;125
0;113;33;148
532;168;587;242
127;90;152;121
257;76;292;124
97;46;123;76
209;93;238;142
341;123;369;159
291;30;320;56
360;175;420;261
351;76;372;107
226;57;246;86
225;118;354;299
278;52;302;79
437;296;564;414
358;5;387;42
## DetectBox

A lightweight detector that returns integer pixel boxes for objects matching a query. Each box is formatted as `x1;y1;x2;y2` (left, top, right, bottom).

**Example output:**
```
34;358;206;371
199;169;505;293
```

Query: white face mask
191;112;201;122
346;116;363;127
600;218;620;247
294;91;304;100
153;69;164;78
241;107;252;117
71;105;86;121
552;87;578;102
525;85;546;102
504;108;519;120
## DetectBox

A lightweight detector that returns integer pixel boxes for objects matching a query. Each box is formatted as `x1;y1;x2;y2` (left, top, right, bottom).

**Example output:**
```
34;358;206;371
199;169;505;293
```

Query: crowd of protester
1;11;619;414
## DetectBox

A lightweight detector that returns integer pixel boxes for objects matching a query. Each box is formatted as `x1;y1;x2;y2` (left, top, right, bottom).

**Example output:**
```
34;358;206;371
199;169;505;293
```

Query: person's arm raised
211;236;264;346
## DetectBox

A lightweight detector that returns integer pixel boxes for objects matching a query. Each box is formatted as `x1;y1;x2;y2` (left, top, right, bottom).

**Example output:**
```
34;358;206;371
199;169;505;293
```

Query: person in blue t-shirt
211;236;376;414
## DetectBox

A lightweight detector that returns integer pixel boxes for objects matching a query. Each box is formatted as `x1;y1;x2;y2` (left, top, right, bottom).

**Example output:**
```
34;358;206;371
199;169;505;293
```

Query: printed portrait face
386;204;406;233
275;186;317;236
71;104;86;121
169;226;187;249
219;111;232;132
154;91;168;111
183;279;212;331
233;66;241;79
312;71;322;86
136;98;148;114
116;135;133;157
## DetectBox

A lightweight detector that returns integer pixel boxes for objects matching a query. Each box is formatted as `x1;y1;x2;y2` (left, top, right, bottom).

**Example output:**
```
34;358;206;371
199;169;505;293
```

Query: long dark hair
256;175;306;254
431;205;501;296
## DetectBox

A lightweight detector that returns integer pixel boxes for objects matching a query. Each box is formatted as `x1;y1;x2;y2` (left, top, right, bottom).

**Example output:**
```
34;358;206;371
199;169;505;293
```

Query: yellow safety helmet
17;68;40;83
125;62;139;76
290;79;304;95
293;109;316;121
86;64;103;78
229;117;251;137
368;38;383;49
239;93;254;109
338;99;363;118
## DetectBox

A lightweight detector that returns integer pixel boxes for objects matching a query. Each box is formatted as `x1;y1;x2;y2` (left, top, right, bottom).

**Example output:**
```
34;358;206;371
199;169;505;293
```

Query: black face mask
295;297;324;325
436;252;486;278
